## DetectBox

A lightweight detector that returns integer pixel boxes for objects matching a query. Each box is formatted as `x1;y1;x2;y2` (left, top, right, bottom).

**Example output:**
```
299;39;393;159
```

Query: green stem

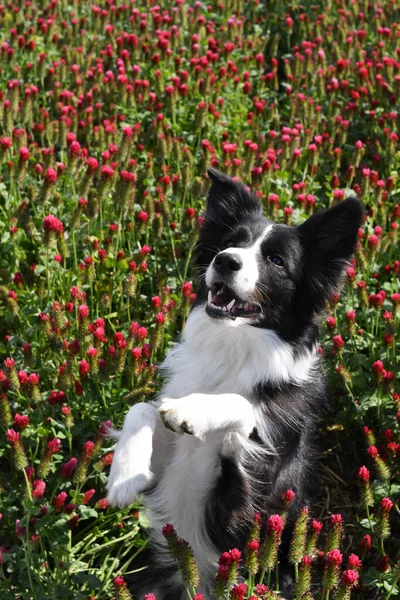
385;573;400;600
365;503;374;533
46;245;50;301
258;566;266;585
248;573;255;595
184;586;193;600
267;568;272;588
168;228;182;281
73;511;125;544
22;468;34;593
23;540;35;594
75;528;139;558
67;424;72;455
182;245;194;285
117;540;149;576
23;468;33;502
72;228;78;272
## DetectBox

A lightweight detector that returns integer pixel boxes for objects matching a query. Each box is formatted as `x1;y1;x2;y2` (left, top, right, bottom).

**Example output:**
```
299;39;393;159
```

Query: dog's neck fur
161;306;317;400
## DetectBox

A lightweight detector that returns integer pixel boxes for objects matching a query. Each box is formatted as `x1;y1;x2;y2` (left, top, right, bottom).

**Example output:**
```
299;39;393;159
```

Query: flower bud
333;569;358;600
375;497;393;540
323;549;342;593
6;428;28;471
295;555;312;598
325;513;343;552
305;519;323;557
113;576;133;600
289;507;308;565
367;445;390;480
357;466;373;508
260;514;284;572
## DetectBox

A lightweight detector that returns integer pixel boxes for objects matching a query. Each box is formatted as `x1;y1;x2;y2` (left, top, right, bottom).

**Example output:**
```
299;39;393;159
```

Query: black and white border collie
106;169;363;599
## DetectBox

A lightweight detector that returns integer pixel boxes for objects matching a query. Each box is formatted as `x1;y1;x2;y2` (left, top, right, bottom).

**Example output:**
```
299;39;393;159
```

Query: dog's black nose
214;252;242;273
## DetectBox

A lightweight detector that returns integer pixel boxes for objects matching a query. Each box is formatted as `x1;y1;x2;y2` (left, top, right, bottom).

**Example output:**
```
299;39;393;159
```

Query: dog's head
195;168;363;334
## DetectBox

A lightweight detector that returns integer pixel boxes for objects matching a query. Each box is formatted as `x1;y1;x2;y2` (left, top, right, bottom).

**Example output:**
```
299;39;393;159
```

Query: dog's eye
224;239;235;249
269;255;284;267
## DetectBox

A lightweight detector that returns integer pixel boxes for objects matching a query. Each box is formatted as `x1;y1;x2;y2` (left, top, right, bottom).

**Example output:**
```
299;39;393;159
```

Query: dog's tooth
208;290;212;304
238;303;244;309
222;306;227;311
217;288;223;295
226;299;235;311
244;302;250;311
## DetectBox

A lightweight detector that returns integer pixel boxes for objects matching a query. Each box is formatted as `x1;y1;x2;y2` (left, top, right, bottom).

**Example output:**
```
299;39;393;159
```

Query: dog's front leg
158;393;256;452
106;402;173;509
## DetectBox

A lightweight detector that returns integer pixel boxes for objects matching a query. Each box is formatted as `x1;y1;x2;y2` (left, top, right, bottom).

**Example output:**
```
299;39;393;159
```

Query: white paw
106;471;151;509
106;404;158;509
158;399;205;440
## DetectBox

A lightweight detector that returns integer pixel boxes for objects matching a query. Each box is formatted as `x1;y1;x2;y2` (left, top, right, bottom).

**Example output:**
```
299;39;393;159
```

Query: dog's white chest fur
161;306;314;398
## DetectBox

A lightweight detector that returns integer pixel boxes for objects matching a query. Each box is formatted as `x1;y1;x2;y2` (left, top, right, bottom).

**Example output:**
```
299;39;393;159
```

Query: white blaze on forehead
206;224;274;298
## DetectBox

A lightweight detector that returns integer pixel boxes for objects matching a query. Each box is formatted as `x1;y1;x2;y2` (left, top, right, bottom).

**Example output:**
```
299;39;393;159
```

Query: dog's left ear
206;168;262;223
195;169;262;282
296;196;364;312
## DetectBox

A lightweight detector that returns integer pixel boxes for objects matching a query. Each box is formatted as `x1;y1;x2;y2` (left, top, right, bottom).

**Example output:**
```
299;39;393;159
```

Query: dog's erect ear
296;196;364;314
206;168;262;223
194;169;262;284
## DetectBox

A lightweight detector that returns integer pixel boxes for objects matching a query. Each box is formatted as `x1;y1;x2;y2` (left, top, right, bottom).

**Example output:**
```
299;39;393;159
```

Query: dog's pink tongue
212;291;231;306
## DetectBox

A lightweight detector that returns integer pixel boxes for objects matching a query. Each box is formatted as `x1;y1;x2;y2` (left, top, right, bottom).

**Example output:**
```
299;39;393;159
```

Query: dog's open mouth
205;283;261;320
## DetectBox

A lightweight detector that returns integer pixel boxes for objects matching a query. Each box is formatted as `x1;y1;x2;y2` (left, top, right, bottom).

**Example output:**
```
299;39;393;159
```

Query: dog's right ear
194;170;262;284
205;168;262;224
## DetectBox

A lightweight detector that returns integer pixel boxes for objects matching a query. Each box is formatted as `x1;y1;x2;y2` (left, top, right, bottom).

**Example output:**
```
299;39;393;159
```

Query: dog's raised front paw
106;472;150;509
159;407;194;435
157;393;256;442
158;399;203;439
106;402;159;509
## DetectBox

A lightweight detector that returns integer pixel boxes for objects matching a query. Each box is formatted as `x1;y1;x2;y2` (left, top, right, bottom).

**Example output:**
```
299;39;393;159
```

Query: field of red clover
0;0;399;598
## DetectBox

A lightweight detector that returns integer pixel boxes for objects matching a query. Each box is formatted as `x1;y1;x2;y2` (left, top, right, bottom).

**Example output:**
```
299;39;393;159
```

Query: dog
106;168;363;599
